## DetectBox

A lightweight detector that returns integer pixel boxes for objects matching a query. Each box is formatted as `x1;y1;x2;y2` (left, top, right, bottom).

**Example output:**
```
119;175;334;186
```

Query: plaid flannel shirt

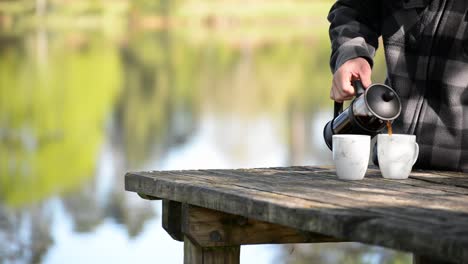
328;0;468;172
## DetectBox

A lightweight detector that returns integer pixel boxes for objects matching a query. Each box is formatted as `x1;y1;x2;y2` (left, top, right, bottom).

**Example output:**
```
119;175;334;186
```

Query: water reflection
281;243;411;264
0;1;409;263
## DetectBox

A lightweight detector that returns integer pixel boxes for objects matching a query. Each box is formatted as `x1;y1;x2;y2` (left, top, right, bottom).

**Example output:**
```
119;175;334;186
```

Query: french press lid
364;83;401;120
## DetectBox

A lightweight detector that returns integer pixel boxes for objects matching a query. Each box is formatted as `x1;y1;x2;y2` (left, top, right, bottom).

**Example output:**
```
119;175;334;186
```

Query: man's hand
330;57;372;102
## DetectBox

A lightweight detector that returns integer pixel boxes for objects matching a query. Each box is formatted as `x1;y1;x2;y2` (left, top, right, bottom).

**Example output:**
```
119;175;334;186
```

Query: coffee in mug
377;134;419;179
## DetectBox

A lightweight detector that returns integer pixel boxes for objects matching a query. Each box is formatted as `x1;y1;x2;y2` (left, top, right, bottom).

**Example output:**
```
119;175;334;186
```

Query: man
328;0;468;171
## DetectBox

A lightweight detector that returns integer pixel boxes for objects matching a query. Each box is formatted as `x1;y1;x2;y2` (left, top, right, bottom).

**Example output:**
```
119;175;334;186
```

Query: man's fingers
332;73;356;102
330;57;373;102
338;72;356;97
330;86;336;101
332;78;346;102
330;81;343;103
358;60;372;88
342;94;354;101
359;73;372;89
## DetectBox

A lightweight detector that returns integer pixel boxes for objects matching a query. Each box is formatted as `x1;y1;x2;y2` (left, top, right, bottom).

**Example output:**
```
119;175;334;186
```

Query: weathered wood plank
126;169;370;239
125;167;468;263
235;166;468;200
182;204;342;247
273;166;468;196
184;236;240;264
275;166;468;196
129;168;466;230
190;169;468;226
129;168;468;229
163;199;183;241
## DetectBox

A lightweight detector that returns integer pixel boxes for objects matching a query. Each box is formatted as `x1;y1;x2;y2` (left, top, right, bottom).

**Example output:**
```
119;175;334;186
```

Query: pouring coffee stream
323;80;402;150
386;120;393;136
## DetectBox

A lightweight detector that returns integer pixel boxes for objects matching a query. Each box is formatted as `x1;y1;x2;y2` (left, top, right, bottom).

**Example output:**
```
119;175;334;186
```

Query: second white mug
377;134;419;179
332;135;370;180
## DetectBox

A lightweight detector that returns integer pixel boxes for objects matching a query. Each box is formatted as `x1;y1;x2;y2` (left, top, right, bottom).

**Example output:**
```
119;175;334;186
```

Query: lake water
0;1;411;263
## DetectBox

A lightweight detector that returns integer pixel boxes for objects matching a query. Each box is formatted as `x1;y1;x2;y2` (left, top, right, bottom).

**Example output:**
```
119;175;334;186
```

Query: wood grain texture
125;166;468;263
181;204;342;247
184;236;240;264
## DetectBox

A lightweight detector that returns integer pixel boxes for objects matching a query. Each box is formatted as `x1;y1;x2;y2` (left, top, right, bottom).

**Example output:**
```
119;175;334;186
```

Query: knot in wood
209;230;223;242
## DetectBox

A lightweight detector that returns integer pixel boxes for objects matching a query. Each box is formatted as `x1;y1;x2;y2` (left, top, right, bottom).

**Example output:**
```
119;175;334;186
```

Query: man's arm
328;0;382;102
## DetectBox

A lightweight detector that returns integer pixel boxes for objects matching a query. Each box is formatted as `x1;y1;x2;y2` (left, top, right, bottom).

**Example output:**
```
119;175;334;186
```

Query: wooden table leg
161;201;342;263
184;236;240;264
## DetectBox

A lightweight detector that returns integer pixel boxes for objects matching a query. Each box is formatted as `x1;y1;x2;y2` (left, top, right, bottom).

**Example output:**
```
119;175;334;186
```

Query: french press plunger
323;80;402;150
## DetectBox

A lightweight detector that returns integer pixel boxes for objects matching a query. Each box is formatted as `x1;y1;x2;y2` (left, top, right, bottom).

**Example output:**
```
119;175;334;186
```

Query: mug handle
412;142;419;165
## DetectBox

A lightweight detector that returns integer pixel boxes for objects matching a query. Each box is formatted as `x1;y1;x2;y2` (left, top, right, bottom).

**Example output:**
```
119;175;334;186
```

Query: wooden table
124;166;468;264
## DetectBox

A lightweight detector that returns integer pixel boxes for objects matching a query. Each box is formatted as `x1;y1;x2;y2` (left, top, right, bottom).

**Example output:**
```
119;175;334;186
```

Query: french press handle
333;79;366;118
334;101;343;118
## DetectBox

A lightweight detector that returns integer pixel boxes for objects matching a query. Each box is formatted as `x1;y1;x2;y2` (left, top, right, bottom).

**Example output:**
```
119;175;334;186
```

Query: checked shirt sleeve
328;0;382;73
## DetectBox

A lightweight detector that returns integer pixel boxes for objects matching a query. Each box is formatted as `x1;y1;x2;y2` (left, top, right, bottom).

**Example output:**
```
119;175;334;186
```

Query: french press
323;80;402;150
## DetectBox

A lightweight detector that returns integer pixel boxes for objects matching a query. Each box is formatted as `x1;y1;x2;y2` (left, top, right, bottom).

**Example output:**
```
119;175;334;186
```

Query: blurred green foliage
117;29;200;166
0;33;121;206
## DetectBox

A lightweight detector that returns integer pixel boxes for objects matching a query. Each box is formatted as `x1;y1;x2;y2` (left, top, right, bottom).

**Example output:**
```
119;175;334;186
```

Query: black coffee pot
323;80;402;150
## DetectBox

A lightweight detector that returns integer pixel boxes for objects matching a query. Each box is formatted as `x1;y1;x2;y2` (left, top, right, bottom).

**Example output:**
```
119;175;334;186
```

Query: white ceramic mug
377;134;419;179
332;135;370;180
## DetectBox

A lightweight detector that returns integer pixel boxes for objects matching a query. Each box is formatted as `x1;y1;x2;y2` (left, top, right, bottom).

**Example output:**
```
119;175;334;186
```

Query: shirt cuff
333;37;375;73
